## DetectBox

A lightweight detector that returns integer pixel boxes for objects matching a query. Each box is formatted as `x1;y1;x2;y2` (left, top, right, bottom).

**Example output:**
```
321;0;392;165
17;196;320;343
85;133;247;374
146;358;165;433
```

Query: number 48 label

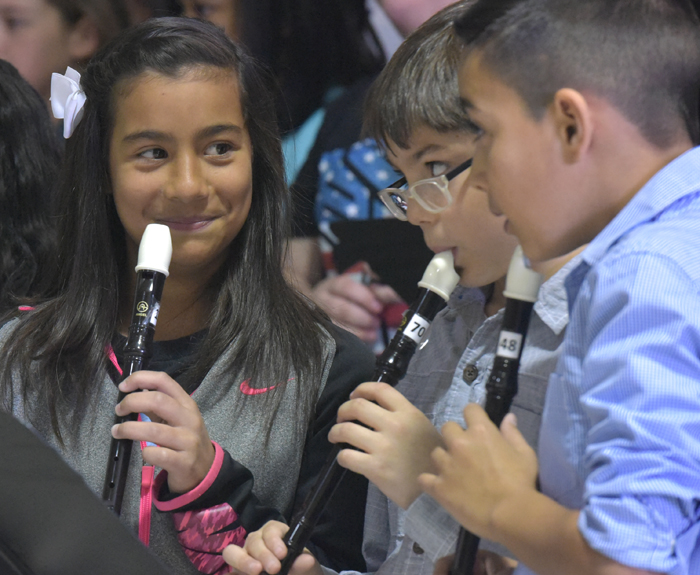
497;330;523;359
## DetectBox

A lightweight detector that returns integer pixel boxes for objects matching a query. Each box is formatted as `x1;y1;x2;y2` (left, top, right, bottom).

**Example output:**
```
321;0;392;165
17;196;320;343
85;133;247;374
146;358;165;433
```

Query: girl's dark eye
140;148;168;160
204;142;233;156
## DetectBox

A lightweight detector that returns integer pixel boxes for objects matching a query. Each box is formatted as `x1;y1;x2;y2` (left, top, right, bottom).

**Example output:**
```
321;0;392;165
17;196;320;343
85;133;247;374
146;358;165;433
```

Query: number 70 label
403;315;431;344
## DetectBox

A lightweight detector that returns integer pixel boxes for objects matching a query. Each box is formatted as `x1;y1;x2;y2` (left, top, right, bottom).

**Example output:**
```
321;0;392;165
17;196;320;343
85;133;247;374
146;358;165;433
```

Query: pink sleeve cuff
174;503;244;573
154;441;225;512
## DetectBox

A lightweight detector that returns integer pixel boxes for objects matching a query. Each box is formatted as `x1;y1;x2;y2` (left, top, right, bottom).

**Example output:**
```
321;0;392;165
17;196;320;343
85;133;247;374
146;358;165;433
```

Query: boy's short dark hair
454;0;700;146
363;0;477;150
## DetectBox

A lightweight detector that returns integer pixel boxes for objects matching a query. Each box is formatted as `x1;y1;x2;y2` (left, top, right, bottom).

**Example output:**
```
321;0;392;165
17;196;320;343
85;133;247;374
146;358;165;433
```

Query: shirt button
412;542;424;555
463;364;479;384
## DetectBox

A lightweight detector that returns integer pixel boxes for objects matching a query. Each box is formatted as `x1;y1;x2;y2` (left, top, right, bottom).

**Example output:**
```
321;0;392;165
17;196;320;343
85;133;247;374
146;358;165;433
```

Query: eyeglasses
377;158;473;221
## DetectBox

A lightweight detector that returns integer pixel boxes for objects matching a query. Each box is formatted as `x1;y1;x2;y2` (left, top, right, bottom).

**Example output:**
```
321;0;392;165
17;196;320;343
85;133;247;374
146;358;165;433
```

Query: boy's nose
163;154;208;201
405;198;438;226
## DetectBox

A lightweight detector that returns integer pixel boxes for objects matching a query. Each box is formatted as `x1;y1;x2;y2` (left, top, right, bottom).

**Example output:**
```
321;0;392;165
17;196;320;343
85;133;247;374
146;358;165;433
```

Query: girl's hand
111;370;216;493
222;521;321;575
419;404;538;542
328;381;444;509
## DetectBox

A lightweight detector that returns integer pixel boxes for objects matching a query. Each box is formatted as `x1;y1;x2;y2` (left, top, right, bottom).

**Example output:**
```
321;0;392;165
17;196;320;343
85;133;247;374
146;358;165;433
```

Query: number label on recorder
404;314;431;344
497;330;523;359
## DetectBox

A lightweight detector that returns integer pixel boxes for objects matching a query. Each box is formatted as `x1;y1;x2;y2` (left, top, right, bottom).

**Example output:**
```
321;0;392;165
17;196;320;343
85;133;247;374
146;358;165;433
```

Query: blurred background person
0;0;130;109
123;0;180;24
283;0;456;349
0;59;62;315
180;0;386;185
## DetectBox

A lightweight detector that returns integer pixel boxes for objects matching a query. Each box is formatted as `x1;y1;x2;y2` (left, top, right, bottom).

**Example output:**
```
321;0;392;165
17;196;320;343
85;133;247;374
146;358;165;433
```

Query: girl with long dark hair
0;18;374;575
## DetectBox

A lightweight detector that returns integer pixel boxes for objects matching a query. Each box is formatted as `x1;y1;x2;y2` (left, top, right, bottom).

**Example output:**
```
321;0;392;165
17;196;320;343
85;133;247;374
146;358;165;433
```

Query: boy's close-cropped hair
454;0;700;147
0;17;327;442
363;0;477;151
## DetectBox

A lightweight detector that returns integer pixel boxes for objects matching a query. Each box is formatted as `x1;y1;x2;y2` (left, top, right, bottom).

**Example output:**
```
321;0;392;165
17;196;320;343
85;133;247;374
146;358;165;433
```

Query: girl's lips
157;218;216;232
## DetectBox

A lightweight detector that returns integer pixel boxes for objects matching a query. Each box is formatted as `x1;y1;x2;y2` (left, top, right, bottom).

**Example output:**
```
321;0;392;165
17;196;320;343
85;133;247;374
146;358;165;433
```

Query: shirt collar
447;263;576;337
533;253;582;336
581;146;700;268
447;284;487;309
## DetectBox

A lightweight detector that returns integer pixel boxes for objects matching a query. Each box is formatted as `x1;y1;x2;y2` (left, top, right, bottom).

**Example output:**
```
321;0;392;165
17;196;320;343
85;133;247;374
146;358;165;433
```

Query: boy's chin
455;266;470;286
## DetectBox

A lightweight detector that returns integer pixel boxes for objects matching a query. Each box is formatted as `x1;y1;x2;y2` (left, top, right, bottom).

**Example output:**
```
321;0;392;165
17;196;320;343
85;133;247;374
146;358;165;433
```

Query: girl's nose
163;153;208;201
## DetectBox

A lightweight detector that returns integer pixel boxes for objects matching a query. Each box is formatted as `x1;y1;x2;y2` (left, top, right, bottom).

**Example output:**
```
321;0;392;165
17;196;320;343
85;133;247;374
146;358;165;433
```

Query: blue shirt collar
447;258;577;338
581;146;700;268
533;254;581;336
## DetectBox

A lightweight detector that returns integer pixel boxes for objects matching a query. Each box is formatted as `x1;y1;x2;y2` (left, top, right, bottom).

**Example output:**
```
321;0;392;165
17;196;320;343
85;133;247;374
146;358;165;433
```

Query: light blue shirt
516;147;700;575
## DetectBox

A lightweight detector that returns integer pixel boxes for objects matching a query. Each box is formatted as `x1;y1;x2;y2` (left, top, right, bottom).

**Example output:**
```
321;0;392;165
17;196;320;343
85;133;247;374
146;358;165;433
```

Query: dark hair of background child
237;0;386;133
0;60;62;315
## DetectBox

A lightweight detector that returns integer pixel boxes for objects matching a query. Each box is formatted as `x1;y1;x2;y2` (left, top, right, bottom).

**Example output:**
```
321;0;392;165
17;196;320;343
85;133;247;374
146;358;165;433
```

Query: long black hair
0;60;62;314
0;18;328;442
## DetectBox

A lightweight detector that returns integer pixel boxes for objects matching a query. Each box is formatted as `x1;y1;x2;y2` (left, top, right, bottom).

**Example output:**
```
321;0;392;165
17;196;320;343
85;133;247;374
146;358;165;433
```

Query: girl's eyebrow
196;124;244;139
122;130;171;143
121;124;244;143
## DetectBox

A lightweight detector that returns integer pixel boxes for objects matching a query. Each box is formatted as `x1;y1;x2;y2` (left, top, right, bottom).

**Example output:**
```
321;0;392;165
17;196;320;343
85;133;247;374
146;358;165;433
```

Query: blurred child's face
386;126;517;288
0;0;95;102
109;68;253;279
181;0;238;39
458;51;590;263
380;0;456;36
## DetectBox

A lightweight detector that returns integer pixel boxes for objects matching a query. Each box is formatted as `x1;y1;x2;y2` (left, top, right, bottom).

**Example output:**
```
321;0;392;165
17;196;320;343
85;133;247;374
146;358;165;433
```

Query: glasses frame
377;158;473;221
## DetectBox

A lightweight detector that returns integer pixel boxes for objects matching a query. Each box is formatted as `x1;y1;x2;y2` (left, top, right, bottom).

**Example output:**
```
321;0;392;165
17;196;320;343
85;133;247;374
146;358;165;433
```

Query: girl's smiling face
109;68;253;279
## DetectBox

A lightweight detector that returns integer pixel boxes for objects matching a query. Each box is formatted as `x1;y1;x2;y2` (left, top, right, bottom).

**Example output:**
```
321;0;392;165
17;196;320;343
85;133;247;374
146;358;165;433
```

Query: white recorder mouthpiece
417;251;461;301
503;246;543;302
135;223;172;276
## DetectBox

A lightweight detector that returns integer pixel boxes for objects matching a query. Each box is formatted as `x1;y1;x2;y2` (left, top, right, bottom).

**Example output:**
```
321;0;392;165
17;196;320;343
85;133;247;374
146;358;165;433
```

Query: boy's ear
551;88;592;164
67;16;100;63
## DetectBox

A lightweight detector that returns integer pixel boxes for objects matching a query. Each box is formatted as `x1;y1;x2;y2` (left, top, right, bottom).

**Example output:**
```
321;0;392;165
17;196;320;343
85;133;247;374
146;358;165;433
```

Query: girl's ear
551;88;593;164
67;16;100;63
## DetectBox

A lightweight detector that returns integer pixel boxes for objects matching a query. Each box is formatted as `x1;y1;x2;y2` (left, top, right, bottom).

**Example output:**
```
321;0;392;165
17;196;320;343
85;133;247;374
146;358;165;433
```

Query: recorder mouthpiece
417;251;461;301
135;223;172;276
503;246;543;303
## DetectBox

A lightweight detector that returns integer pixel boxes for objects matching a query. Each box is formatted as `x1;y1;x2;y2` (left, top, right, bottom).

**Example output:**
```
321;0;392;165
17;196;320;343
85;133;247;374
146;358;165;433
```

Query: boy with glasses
420;2;700;575
224;3;582;574
378;158;473;220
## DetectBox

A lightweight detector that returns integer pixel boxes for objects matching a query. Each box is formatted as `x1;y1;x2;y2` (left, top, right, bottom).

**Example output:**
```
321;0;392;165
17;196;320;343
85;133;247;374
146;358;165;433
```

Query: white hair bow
50;67;87;139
